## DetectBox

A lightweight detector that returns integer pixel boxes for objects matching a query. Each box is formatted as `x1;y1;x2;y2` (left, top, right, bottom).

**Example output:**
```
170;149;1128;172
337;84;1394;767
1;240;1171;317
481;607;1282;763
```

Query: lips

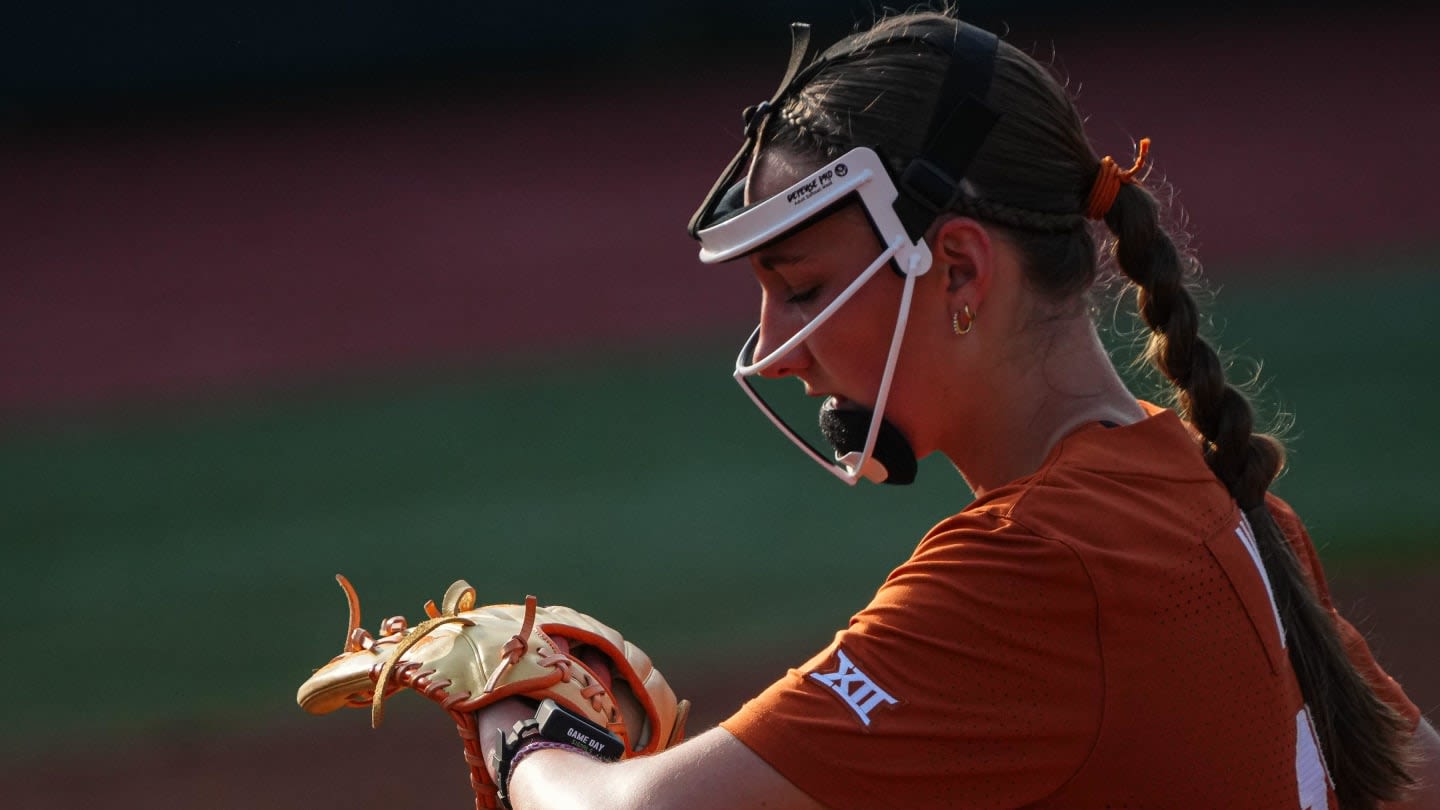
821;394;865;412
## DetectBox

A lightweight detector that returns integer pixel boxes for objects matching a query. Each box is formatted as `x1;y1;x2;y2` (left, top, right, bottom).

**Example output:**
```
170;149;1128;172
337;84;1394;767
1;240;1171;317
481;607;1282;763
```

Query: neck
943;319;1144;497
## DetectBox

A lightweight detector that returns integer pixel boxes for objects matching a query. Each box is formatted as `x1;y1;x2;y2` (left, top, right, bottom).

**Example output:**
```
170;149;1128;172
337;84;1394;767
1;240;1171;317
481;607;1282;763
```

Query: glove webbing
455;708;501;810
370;613;476;727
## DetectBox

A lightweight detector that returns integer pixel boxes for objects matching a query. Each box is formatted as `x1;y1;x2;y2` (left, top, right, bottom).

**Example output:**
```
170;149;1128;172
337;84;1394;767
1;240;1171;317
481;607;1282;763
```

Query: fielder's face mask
688;21;1000;486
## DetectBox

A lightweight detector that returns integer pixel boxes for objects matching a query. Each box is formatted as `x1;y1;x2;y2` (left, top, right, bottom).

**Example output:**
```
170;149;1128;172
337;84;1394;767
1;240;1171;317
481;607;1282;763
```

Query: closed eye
786;287;820;305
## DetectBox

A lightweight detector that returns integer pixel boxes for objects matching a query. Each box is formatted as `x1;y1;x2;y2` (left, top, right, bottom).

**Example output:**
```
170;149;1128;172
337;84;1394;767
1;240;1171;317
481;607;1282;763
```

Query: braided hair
1105;176;1415;810
761;10;1415;807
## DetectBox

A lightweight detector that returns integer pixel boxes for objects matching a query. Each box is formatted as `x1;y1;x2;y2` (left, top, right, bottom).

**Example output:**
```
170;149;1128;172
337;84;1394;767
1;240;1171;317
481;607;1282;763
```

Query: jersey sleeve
720;513;1103;809
1267;495;1422;730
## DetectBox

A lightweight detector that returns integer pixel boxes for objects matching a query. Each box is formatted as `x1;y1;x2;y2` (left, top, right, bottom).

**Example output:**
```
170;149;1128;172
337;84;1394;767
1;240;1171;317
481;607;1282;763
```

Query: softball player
478;11;1440;808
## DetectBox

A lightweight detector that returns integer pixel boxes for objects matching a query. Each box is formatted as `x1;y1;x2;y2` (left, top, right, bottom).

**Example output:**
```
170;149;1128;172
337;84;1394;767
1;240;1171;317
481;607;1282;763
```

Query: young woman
478;10;1440;808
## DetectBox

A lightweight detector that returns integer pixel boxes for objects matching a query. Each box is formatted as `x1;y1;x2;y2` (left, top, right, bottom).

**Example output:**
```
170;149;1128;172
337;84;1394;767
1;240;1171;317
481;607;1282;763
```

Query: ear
927;215;995;312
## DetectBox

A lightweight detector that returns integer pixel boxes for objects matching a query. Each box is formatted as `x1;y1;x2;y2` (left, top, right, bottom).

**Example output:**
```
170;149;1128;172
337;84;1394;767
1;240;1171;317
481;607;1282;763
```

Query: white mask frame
687;20;1000;485
699;147;933;485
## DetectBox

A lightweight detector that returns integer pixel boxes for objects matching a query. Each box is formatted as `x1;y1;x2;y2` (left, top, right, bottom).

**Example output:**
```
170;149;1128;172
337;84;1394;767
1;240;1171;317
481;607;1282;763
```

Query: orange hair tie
1085;137;1151;220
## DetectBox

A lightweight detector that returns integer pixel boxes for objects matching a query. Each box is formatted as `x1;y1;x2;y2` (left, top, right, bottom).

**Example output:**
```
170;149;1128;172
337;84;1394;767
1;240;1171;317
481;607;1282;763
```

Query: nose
752;290;811;380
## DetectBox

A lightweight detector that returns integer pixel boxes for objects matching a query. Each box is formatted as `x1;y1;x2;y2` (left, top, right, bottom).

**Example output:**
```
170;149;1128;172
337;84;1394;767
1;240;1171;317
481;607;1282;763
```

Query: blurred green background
5;252;1438;754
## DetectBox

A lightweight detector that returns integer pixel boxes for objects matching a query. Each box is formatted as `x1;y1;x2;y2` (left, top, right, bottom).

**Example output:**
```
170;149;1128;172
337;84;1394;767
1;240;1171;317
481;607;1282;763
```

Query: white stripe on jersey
1236;512;1287;649
1297;705;1336;807
1236;513;1336;806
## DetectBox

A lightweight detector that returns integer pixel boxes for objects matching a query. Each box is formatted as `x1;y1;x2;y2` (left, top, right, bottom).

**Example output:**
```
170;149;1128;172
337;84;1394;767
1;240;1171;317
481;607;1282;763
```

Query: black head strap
894;23;1001;240
686;24;815;238
688;21;1001;243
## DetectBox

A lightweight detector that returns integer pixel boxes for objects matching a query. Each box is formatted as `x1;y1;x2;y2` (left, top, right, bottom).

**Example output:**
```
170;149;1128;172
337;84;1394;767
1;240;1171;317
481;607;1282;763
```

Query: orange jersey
722;404;1419;809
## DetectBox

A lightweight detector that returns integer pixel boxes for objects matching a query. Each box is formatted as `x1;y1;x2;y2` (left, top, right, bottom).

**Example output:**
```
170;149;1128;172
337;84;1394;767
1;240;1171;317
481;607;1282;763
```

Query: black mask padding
708;180;749;227
818;406;918;485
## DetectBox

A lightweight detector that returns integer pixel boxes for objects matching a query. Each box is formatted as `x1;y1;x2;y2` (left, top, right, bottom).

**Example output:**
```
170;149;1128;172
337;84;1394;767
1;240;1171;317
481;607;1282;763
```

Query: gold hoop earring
952;304;974;336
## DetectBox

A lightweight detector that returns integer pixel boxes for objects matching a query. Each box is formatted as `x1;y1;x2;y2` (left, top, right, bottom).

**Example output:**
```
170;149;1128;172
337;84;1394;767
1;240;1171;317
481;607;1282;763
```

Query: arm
478;701;826;810
1269;500;1437;807
1388;717;1440;810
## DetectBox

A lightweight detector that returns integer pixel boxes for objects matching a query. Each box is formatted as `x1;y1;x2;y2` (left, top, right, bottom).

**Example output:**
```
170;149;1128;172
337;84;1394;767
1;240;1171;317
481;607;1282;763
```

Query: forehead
742;147;877;261
745;147;826;203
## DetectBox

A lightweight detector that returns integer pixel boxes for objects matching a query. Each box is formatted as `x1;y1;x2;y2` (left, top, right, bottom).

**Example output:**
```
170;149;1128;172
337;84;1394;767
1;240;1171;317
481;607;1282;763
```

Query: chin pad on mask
818;406;918;485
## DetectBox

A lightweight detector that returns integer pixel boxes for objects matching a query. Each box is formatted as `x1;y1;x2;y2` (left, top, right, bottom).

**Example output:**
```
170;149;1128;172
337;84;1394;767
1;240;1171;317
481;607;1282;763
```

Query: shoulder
945;408;1237;559
894;509;1096;609
861;512;1101;688
1265;493;1307;539
725;511;1106;808
1263;492;1328;593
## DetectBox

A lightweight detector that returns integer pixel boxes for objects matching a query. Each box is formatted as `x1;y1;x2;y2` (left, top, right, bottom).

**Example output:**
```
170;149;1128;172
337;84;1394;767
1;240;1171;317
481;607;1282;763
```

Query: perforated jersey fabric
721;403;1419;809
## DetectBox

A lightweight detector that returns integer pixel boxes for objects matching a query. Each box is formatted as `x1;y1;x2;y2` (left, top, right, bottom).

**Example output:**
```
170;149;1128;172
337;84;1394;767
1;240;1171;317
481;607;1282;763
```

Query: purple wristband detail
504;741;592;794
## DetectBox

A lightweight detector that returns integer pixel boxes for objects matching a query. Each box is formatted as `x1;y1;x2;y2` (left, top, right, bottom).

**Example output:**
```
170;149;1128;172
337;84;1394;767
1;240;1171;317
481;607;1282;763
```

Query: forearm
502;726;827;810
1387;717;1440;810
508;748;637;810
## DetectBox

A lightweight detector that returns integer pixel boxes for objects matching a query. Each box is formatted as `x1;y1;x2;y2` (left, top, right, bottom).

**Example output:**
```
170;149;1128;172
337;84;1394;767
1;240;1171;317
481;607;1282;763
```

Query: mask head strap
893;22;1001;240
690;21;1001;244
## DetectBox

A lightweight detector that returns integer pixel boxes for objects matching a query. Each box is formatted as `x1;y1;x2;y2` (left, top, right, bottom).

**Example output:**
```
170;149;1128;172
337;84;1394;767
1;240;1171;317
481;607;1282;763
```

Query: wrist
477;699;540;783
492;699;625;810
506;741;581;794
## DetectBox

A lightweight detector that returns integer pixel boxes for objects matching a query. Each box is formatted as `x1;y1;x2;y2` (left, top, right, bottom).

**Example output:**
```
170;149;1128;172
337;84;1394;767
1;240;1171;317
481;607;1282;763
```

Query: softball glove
297;575;690;809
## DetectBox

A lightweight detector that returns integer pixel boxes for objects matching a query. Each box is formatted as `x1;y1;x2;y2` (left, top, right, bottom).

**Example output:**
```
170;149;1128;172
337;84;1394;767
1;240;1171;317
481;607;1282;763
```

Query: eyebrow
755;251;805;272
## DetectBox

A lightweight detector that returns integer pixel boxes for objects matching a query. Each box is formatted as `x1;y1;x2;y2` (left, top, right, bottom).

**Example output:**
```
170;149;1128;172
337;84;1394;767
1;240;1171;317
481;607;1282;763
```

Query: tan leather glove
298;576;690;809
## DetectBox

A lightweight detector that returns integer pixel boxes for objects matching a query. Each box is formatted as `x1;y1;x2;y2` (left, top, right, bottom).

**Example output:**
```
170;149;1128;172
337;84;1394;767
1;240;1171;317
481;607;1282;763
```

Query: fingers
572;644;616;693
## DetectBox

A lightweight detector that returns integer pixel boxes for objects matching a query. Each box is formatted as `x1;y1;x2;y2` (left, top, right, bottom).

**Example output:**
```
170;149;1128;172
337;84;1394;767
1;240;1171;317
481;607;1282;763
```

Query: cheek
863;278;953;444
821;279;900;361
814;274;932;387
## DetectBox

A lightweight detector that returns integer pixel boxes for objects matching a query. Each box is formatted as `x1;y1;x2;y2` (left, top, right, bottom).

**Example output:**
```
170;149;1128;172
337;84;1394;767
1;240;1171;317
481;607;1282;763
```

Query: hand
569;643;647;750
484;641;648;761
477;698;541;784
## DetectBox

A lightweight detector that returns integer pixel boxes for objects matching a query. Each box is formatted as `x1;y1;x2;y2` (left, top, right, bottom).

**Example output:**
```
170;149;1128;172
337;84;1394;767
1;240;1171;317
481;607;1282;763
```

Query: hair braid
953;197;1086;233
1106;181;1415;809
774;103;849;159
